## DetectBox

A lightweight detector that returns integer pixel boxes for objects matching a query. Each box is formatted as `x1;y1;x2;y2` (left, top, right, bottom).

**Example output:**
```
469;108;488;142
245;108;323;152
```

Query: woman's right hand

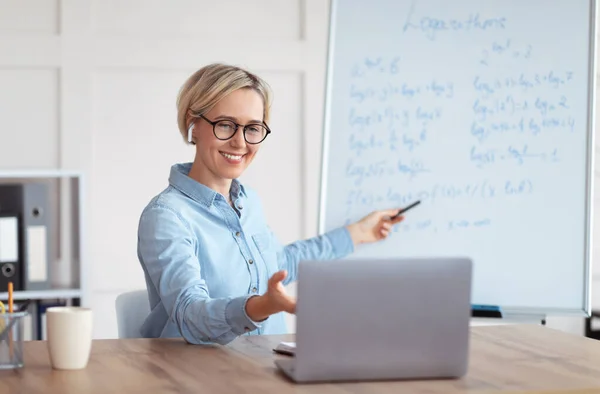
245;270;296;322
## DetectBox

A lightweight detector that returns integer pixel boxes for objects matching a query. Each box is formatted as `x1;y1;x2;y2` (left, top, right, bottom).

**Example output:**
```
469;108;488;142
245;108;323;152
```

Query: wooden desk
2;325;600;393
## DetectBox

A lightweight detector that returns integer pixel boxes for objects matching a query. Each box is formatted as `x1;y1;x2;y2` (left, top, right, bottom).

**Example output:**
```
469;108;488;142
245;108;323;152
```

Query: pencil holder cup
0;311;28;369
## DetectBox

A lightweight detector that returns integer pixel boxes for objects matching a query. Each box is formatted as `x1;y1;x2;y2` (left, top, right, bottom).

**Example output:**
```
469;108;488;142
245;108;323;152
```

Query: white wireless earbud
187;123;195;143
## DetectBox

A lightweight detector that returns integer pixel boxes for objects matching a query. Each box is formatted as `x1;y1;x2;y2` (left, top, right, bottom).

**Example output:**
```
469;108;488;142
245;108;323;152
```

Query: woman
137;63;404;345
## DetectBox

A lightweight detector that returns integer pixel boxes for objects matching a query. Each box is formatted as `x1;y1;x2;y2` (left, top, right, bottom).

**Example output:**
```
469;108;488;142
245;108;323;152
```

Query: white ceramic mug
46;307;93;370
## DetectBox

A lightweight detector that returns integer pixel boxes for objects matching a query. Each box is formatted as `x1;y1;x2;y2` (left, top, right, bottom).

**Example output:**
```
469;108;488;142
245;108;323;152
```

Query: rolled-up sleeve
274;226;355;285
138;205;260;345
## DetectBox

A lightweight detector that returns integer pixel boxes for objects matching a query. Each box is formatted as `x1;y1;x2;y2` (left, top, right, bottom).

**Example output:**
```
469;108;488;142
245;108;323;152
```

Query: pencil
8;282;13;361
8;282;12;313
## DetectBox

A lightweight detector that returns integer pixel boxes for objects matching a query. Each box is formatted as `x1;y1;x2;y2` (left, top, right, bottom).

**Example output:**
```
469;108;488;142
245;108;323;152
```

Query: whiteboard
318;0;596;316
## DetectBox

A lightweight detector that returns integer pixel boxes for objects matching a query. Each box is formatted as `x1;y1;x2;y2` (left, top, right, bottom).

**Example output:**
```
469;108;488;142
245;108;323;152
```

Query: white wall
0;0;597;338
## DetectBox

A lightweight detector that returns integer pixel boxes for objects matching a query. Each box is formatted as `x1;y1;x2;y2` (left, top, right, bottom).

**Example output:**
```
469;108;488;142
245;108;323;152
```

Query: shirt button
248;259;254;264
252;287;257;293
235;231;240;237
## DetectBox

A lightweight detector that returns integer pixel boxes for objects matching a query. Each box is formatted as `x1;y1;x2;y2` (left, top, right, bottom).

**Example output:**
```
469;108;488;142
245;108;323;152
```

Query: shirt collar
168;162;246;207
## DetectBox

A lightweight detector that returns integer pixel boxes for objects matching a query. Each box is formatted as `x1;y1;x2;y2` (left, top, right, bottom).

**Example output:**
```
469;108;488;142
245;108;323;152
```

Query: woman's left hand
346;208;405;246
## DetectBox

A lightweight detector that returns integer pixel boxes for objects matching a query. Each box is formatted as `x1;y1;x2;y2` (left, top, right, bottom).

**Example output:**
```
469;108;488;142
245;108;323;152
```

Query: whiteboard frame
582;0;597;317
317;0;597;317
317;0;338;236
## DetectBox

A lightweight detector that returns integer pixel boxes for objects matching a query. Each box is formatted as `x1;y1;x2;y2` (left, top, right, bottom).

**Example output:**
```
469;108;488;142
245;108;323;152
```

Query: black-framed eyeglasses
199;114;271;144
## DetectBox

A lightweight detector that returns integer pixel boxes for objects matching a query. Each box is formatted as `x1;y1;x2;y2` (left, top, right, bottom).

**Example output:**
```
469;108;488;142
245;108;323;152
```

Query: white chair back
115;290;150;338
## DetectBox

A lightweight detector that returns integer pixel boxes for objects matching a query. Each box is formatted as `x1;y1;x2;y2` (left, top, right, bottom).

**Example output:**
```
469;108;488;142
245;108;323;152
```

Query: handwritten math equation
339;9;577;235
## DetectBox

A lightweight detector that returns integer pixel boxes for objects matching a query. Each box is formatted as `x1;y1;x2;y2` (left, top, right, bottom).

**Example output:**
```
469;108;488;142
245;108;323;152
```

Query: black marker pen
390;200;421;219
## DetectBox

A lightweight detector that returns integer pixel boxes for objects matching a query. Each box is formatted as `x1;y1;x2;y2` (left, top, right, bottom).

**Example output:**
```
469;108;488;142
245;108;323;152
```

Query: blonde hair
176;63;272;144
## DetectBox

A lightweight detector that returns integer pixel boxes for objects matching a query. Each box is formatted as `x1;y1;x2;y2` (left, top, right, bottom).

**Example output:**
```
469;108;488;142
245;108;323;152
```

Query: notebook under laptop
274;257;473;383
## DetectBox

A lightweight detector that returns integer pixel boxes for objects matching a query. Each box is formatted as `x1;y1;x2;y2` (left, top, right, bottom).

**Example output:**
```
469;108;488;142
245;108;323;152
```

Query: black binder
0;211;21;290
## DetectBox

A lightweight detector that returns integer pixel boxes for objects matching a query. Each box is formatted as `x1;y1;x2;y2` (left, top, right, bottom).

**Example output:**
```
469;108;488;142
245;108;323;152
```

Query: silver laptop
274;257;472;383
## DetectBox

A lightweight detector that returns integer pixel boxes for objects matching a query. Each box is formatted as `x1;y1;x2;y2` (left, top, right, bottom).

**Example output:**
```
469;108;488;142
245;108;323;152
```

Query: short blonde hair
176;63;272;144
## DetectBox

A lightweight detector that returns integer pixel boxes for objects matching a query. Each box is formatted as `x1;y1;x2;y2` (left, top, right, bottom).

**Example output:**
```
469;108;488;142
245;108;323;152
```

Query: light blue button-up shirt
137;163;354;345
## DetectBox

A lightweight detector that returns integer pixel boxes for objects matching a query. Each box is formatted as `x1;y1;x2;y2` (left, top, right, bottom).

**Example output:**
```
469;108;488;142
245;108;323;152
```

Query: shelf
0;288;81;301
0;169;82;178
0;171;86;306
